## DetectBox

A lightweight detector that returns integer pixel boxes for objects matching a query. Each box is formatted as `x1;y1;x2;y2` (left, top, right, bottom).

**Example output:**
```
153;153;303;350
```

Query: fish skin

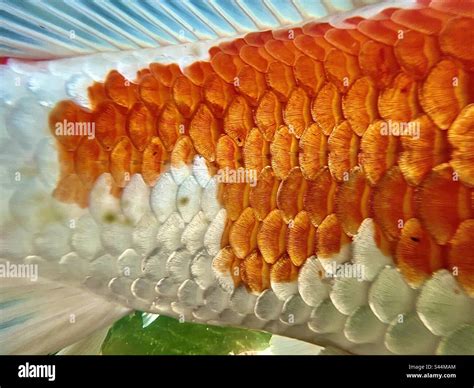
1;0;474;355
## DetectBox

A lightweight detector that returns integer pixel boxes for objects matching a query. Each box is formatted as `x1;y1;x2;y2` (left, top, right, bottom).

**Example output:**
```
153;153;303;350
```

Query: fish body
0;0;474;355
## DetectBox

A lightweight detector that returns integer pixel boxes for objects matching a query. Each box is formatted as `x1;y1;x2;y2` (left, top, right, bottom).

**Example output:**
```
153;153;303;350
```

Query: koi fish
0;0;473;355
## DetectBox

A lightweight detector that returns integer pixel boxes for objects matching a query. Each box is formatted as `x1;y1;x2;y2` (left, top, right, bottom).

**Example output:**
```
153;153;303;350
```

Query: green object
102;312;271;355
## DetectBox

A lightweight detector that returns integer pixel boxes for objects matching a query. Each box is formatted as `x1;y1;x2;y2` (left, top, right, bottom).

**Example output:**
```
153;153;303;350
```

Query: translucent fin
56;326;111;355
0;277;130;355
263;335;324;355
1;0;395;59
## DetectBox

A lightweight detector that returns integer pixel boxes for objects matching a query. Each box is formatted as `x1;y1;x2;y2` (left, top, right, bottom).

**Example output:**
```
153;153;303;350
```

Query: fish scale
0;0;473;355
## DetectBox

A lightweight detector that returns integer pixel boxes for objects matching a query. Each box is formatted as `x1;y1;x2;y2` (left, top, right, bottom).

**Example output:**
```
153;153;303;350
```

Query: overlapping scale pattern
3;0;474;354
50;0;474;298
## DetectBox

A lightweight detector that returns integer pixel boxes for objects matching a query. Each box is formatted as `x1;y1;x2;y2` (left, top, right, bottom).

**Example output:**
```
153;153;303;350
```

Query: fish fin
0;277;131;355
319;346;351;355
141;312;160;328
266;335;324;355
0;0;383;59
56;326;111;356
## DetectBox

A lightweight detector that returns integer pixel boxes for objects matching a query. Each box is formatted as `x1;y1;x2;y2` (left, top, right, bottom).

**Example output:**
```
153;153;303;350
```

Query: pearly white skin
1;2;474;355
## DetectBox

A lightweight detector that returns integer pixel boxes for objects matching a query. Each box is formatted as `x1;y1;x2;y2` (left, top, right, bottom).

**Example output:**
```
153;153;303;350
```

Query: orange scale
324;49;361;92
203;74;235;118
286;210;316;267
216;135;242;170
239;45;274;73
390;7;447;35
74;137;109;189
149;63;182;87
342;76;378;136
264;39;298;66
270;126;299;180
324;28;368;56
49;100;92;151
209;46;221;58
359;40;400;89
220;217;233;249
396;218;443;289
244;30;274;47
272;27;303;41
373;217;397;257
212;246;242;288
447;220;474;297
419;59;474;130
87;83;108;110
235;65;266;106
270;255;299;284
293;56;325;97
416;163;472;246
126;102;155;152
257;209;288;264
316;213;351;260
156;102;185;152
138;73;170;113
430;0;474;18
183;61;213;87
360;120;399;186
276;166;307;223
399;114;449;186
142;137;167;186
327;121;360;182
136;68;151;81
129;142;144;175
223;182;250;221
372;166;414;242
302;22;331;37
255;91;283;142
56;144;75;177
229;207;260;259
343;14;365;23
299;123;328;181
210;51;244;84
357;18;405;46
304;167;336;227
311;82;343;136
394;30;441;80
53;173;89;208
293;35;333;61
219;38;246;55
189;103;220;162
110;136;140;187
170;135;195;170
284;87;312;139
378;72;420;122
241;251;270;293
94;101;126;152
375;7;400;19
440;17;474;71
104;70;138;109
249;167;279;221
172;75;201;118
266;61;296;101
243;127;269;175
223;95;253;146
448;104;474;187
336;167;371;236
